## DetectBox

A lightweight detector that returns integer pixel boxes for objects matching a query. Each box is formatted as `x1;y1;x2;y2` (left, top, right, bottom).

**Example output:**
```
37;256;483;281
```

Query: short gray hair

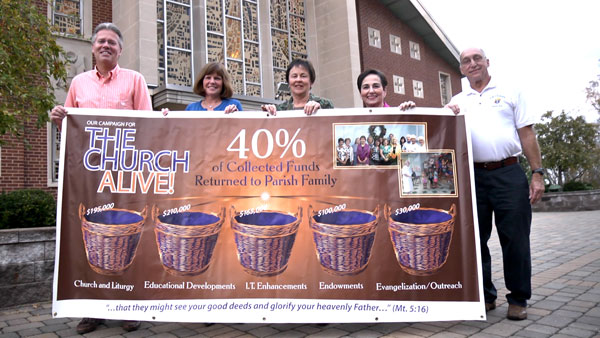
91;23;123;49
460;47;487;60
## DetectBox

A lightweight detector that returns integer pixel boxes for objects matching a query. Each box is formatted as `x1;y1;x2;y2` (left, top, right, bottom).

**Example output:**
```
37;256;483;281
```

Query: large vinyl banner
52;108;484;323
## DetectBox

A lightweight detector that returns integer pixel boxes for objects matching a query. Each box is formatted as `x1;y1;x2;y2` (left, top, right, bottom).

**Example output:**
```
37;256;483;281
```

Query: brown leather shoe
76;318;103;334
122;320;141;332
507;304;527;320
485;301;496;311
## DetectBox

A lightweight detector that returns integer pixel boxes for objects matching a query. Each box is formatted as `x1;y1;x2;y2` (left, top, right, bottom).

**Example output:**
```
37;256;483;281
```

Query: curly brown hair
193;62;234;98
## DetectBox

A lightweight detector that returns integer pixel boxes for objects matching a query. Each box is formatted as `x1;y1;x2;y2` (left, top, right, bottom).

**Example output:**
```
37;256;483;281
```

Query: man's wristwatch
531;168;545;176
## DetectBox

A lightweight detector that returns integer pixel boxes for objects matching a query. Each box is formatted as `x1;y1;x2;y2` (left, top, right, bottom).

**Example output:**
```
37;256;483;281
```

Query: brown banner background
55;108;479;308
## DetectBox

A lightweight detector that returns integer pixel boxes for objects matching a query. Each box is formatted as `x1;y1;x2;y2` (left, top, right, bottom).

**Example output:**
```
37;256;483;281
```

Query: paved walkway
1;211;599;338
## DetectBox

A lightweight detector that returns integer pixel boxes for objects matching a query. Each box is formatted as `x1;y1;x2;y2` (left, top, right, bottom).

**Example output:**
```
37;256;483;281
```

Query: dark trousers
475;163;532;307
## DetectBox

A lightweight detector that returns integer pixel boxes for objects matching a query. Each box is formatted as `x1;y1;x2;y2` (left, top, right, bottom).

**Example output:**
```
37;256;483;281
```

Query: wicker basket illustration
154;206;225;276
309;205;379;275
386;204;455;276
231;206;301;277
79;204;146;275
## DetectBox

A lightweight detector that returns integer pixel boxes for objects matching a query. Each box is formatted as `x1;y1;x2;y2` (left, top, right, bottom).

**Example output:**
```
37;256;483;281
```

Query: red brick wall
91;0;113;67
0;122;56;196
0;0;112;196
23;122;53;192
1;1;51;195
92;0;113;31
0;135;26;193
355;0;462;107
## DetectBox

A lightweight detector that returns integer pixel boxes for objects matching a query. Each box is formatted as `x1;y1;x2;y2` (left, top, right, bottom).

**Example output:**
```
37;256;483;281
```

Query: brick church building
0;0;461;195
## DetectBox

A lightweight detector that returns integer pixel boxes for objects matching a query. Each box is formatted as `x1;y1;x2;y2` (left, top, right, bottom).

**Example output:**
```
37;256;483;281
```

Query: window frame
389;34;401;54
409;41;420;60
393;75;405;95
205;0;263;96
157;0;195;91
47;123;61;187
412;79;424;99
439;71;452;106
368;27;381;49
52;0;83;36
269;0;307;97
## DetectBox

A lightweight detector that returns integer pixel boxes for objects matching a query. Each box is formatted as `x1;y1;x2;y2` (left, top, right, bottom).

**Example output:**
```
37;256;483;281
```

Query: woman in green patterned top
262;59;334;116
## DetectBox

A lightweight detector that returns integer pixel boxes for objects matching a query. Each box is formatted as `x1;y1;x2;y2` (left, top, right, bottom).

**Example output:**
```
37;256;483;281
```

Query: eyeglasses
460;54;485;66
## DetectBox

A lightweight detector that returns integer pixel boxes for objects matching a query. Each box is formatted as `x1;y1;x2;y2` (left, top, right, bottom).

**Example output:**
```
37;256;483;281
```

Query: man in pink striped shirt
50;23;150;334
50;22;151;129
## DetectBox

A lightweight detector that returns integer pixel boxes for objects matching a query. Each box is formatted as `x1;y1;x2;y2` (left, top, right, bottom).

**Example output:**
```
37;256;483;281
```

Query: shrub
562;181;593;192
0;189;56;229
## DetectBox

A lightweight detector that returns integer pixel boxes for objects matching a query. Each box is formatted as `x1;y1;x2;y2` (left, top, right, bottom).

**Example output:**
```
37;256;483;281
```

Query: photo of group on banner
333;124;426;167
400;151;456;196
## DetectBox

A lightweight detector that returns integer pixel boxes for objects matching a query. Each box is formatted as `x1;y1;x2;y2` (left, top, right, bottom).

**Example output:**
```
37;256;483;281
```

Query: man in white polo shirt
446;47;544;321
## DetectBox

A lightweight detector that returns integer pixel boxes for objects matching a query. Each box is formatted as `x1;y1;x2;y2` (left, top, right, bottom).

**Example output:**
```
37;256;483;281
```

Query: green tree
586;61;600;117
587;77;599;111
585;64;600;187
536;111;599;186
0;0;67;143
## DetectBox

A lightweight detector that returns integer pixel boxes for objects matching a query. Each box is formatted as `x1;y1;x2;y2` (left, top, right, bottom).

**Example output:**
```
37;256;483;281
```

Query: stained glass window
206;0;262;96
207;33;225;63
243;1;258;42
206;0;223;33
157;22;165;69
167;49;193;86
227;60;244;94
244;43;260;83
226;18;242;59
270;0;307;92
53;0;82;35
289;15;306;55
225;0;241;17
273;68;287;92
157;0;193;87
246;84;261;97
270;0;287;30
167;2;192;50
271;30;289;69
157;0;164;19
288;0;304;16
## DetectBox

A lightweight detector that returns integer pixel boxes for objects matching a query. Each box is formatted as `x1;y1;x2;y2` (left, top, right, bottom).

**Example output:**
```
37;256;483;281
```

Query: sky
418;0;600;122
